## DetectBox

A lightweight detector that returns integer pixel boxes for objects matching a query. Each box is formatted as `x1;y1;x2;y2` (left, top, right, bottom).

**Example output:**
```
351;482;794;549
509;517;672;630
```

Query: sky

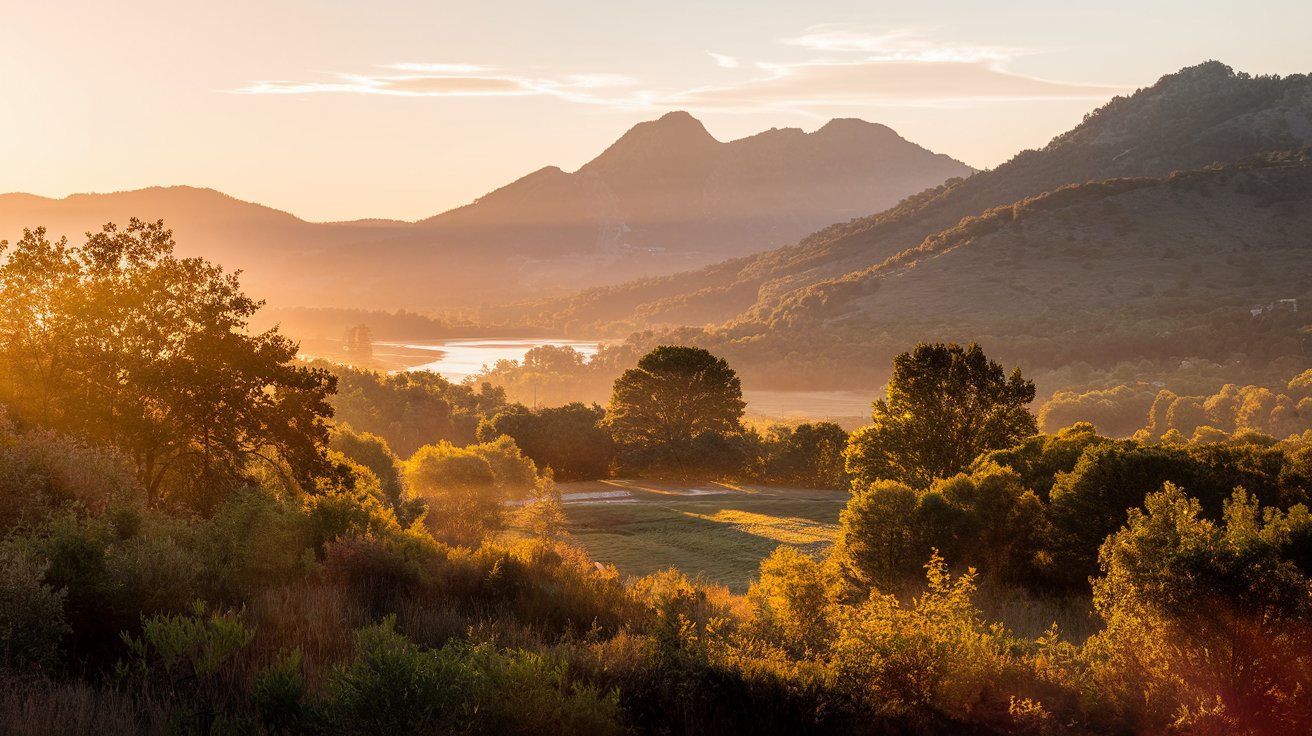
3;1;1309;222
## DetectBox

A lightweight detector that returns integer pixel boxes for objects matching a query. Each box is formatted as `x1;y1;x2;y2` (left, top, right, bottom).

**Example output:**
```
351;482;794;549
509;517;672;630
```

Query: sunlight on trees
845;342;1037;490
0;220;336;510
602;345;746;478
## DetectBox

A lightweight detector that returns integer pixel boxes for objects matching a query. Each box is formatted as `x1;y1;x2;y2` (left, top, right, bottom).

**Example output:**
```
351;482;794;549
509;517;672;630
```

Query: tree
759;422;850;489
343;324;374;365
330;428;408;516
477;402;614;481
0;221;336;509
601;345;745;477
830;480;923;595
844;342;1036;490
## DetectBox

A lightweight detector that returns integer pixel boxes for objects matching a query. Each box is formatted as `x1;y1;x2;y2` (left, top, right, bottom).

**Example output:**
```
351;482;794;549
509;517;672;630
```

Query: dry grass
246;579;362;691
0;677;160;736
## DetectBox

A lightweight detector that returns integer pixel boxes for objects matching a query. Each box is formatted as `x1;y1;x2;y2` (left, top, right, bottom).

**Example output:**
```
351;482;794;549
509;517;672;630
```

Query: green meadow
556;481;849;593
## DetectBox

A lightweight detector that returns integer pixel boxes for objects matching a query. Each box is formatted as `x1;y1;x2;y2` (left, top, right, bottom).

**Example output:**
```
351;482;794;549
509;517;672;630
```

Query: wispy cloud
667;59;1121;112
671;26;1119;112
234;64;645;105
706;51;740;69
234;27;1122;113
782;26;1031;63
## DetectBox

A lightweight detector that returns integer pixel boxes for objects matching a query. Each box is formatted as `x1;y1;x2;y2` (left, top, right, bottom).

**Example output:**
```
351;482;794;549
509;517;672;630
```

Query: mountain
525;62;1312;334
0;113;971;311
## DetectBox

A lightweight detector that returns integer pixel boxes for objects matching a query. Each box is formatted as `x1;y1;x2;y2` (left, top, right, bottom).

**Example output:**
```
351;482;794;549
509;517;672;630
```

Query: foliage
845;342;1037;489
403;441;505;546
328;428;409;518
0;548;70;673
1087;484;1312;733
328;363;507;457
832;464;1049;595
830;553;1014;721
519;474;566;542
327;616;476;734
752;422;850;489
328;616;624;735
252;650;320;736
468;434;539;500
746;546;837;658
978;422;1111;499
478;402;614;481
0;220;337;510
830;480;923;595
0;420;141;530
602;345;747;478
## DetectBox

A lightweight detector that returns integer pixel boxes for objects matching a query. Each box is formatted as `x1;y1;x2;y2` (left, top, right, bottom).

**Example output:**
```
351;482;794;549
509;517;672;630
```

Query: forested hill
725;151;1312;380
522;62;1312;332
0;113;969;311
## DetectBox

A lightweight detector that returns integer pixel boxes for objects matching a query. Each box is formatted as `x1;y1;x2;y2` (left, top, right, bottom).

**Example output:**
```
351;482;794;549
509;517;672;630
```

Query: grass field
555;480;850;594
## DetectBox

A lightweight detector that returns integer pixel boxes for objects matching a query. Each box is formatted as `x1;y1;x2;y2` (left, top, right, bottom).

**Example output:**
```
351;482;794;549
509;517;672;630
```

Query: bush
252;651;321;735
746;546;837;658
117;601;254;710
0;426;140;531
830;553;1015;722
0;548;70;673
327;616;476;733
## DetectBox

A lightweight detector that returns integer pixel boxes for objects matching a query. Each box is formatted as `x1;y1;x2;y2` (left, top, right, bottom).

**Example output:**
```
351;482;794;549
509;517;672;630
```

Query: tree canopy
845;342;1037;489
601;345;745;476
0;220;336;508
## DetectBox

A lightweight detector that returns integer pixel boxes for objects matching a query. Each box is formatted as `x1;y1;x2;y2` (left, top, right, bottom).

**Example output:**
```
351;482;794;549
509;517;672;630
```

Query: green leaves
0;219;337;510
603;345;746;477
845;342;1037;490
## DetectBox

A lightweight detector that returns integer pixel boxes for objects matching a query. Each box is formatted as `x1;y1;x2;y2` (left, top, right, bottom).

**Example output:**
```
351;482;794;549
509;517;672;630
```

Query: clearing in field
557;480;849;593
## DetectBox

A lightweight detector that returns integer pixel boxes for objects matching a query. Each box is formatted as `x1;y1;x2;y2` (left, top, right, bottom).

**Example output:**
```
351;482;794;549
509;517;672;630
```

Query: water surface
379;338;604;381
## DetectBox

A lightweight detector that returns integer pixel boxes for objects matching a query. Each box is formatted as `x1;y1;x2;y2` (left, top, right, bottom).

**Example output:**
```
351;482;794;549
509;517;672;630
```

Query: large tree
0;220;336;508
602;345;745;477
845;342;1036;489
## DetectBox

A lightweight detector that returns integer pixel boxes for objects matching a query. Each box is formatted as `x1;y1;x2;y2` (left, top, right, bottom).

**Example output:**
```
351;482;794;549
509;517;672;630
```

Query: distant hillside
524;62;1312;333
0;113;970;311
730;151;1312;379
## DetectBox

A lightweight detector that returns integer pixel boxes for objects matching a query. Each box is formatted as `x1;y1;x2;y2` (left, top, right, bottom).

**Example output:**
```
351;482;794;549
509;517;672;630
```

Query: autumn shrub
830;554;1017;724
0;426;140;530
321;531;440;616
1083;484;1312;734
746;546;838;659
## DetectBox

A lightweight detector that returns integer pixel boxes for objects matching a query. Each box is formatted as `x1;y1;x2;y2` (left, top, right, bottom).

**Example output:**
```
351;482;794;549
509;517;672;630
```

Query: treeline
1041;367;1312;441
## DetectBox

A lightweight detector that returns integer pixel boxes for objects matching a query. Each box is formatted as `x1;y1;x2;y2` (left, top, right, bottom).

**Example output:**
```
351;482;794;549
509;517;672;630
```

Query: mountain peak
816;118;894;135
583;111;720;170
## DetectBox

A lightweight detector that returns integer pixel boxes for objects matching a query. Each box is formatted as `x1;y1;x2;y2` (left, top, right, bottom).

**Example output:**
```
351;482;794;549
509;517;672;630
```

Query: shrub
830;553;1015;721
746;546;837;658
0;548;70;673
0;427;140;531
117;601;255;714
327;616;475;734
252;650;321;735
